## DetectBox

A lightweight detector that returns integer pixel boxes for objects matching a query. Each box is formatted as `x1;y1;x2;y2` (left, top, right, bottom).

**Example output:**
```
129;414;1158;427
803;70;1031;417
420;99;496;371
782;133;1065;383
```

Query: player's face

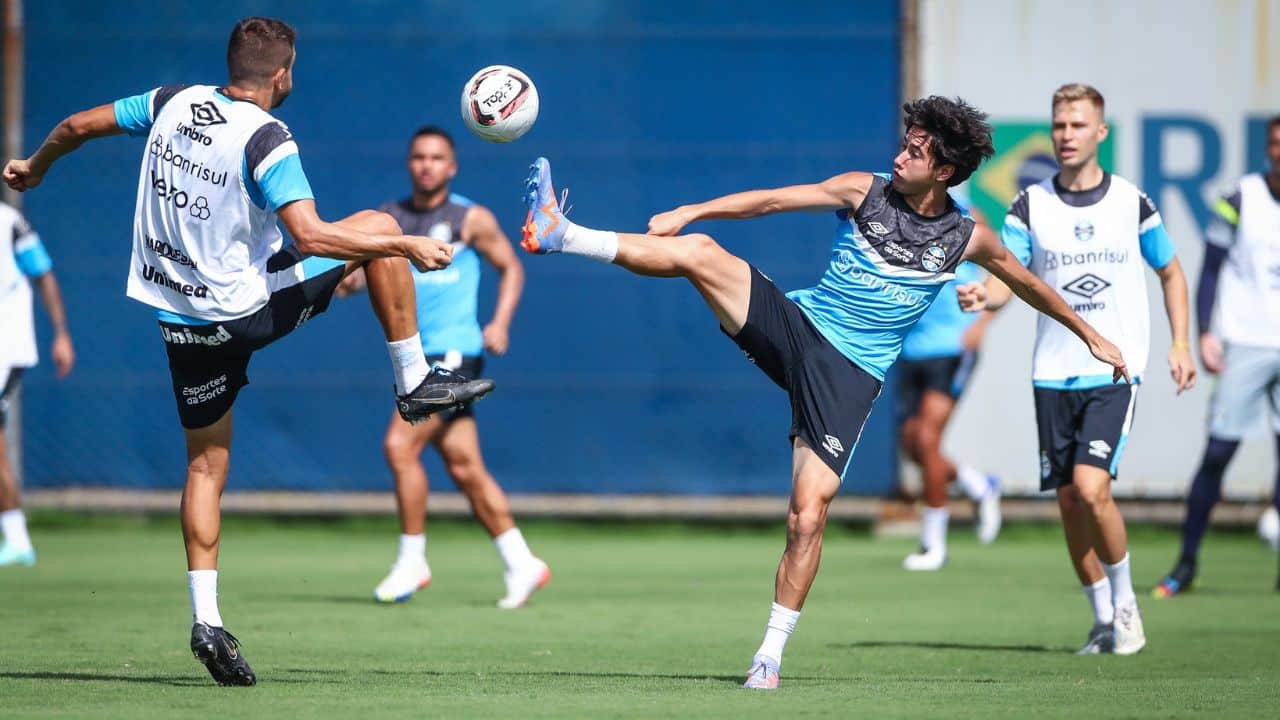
1051;100;1108;170
1266;123;1280;176
408;135;457;194
892;126;950;193
271;50;296;109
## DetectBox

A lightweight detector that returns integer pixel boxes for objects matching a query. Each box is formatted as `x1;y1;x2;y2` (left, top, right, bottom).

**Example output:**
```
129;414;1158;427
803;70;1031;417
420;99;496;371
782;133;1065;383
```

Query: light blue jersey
900;261;982;360
786;175;976;380
381;194;483;356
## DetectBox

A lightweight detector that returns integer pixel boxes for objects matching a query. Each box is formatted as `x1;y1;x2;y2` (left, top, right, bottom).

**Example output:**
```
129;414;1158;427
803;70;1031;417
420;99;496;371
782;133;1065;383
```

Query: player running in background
520;96;1129;689
898;199;1002;572
0;202;75;567
1154;115;1280;597
339;126;547;608
960;83;1195;655
3;17;495;685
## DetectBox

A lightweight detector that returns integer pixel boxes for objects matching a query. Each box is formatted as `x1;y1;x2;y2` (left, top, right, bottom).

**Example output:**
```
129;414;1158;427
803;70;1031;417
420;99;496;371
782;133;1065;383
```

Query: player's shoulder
448;192;478;209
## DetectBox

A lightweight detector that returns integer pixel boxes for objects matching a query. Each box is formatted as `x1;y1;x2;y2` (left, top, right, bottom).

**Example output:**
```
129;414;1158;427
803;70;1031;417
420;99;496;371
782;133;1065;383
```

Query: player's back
119;84;309;322
381;194;483;356
787;174;974;380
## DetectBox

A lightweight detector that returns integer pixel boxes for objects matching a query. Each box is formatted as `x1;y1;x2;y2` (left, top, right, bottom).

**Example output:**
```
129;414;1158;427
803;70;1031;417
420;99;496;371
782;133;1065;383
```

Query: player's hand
335;268;367;298
51;332;75;379
647;207;691;237
483;322;510;355
403;236;453;272
3;159;43;192
956;282;987;312
1168;344;1197;395
1087;333;1130;384
1199;333;1225;375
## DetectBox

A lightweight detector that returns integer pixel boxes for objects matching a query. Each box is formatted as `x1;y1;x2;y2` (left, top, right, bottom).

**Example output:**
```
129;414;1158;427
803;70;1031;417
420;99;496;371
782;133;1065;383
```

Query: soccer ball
460;65;539;143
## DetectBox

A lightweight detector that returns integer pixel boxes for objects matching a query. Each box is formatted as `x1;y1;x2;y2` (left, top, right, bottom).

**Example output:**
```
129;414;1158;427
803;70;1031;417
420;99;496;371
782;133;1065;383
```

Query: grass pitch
1;514;1277;718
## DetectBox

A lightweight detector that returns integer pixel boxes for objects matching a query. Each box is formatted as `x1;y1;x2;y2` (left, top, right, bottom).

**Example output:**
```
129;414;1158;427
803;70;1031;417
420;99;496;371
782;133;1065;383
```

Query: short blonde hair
1052;83;1105;115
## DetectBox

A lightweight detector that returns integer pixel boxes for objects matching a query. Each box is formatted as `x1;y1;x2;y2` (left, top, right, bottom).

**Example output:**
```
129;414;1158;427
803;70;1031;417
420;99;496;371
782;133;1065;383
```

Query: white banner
921;0;1280;498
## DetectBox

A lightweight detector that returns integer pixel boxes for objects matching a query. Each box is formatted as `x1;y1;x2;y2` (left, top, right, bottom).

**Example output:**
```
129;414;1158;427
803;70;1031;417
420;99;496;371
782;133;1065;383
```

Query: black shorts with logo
425;353;485;424
0;368;22;429
725;266;883;480
895;352;978;425
159;247;346;429
1033;383;1138;490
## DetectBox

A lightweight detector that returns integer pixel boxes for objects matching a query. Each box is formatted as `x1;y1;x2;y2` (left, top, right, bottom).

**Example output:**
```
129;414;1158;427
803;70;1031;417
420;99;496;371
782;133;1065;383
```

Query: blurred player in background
3;17;495;686
1154;115;1280;597
520;96;1130;689
898;199;1002;572
339;126;547;608
0;202;75;567
961;83;1195;655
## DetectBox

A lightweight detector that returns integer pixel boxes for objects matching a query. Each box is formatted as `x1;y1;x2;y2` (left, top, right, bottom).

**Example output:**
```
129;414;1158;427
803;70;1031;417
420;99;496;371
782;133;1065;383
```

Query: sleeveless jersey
1001;173;1176;388
787;174;975;380
381;194;483;356
114;84;314;321
1205;173;1280;348
0;203;52;368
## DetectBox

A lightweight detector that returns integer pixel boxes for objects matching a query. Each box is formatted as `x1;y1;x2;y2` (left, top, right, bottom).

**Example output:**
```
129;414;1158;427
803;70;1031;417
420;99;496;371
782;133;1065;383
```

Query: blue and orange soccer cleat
1153;561;1195;598
520;157;569;254
743;654;780;690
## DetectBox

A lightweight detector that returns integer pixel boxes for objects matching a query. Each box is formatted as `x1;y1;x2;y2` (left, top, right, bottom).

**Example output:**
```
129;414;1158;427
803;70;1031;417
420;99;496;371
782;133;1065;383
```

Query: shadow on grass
833;640;1067;654
282;667;817;686
0;671;304;687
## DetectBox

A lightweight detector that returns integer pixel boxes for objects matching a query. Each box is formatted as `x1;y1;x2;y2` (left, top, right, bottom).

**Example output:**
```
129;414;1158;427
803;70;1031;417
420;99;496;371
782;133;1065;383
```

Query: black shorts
0;368;22;429
725;266;882;480
895;352;978;425
425;353;485;424
1034;383;1138;490
159;247;346;429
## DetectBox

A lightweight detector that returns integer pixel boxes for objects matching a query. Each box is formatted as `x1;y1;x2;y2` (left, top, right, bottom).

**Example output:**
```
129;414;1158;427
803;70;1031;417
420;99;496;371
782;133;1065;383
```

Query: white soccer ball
460;65;539;143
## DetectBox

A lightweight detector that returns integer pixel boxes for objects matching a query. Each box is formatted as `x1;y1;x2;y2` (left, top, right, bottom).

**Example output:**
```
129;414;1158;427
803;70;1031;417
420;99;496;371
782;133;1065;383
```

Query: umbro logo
190;101;227;127
866;221;889;236
822;434;844;457
1088;439;1112;459
1062;273;1111;299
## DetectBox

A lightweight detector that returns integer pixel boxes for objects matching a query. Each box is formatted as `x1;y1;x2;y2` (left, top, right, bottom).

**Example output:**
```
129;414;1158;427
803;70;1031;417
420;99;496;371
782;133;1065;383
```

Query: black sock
1178;437;1241;566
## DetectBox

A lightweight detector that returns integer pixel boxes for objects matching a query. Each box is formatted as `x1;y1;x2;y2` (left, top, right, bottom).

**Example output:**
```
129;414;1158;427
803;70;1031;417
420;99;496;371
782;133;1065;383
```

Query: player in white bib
3;17;495;686
960;84;1196;655
1155;115;1280;597
0;202;75;568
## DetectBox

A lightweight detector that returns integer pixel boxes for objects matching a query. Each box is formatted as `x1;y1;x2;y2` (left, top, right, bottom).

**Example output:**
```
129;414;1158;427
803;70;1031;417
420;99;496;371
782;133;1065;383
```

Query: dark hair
227;17;297;85
409;125;455;151
901;96;995;186
1269;115;1280;132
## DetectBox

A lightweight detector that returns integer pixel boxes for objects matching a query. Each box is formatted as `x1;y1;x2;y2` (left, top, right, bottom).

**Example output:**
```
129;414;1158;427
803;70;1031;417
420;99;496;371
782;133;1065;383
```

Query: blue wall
16;1;902;495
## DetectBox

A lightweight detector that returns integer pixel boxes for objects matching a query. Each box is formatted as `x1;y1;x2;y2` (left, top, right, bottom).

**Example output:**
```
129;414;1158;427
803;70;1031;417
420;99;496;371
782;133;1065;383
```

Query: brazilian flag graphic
969;122;1115;230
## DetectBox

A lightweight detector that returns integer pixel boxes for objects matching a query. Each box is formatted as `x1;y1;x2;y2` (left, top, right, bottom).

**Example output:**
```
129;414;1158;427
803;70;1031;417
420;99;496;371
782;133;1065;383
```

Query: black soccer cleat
1153;560;1196;599
396;366;496;424
191;622;256;686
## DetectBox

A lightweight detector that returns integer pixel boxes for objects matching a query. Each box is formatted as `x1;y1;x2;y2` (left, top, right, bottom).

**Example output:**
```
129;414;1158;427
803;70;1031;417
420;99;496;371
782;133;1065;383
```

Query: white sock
387;334;430;395
955;465;990;501
398;533;426;565
0;509;32;552
755;602;801;667
188;570;224;627
562;222;618;263
494;528;536;572
1082;577;1114;625
1102;553;1137;608
921;506;949;553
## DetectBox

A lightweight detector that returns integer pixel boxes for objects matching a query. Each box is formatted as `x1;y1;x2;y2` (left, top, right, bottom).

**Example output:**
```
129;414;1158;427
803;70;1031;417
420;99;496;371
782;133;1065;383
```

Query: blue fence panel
16;0;902;495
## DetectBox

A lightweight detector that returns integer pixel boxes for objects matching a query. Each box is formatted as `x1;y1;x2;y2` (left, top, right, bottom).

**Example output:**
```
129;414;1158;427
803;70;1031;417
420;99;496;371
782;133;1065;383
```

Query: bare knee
1074;477;1114;509
787;502;827;548
678;233;723;271
384;431;422;468
350;209;401;235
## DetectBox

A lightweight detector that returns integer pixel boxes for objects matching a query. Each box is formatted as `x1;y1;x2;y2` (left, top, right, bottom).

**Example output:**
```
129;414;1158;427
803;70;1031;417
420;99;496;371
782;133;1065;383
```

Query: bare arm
647;171;876;236
33;272;75;378
466;206;524;356
4;104;123;191
961;224;1130;382
276;200;452;272
1155;257;1196;393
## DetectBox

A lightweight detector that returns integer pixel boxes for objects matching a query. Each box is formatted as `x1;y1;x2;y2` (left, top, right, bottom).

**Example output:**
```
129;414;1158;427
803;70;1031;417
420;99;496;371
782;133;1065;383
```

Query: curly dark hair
901;96;995;186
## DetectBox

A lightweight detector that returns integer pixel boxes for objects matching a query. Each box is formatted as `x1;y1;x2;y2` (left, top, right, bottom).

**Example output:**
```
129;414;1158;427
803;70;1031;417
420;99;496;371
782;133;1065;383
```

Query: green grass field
1;514;1277;718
